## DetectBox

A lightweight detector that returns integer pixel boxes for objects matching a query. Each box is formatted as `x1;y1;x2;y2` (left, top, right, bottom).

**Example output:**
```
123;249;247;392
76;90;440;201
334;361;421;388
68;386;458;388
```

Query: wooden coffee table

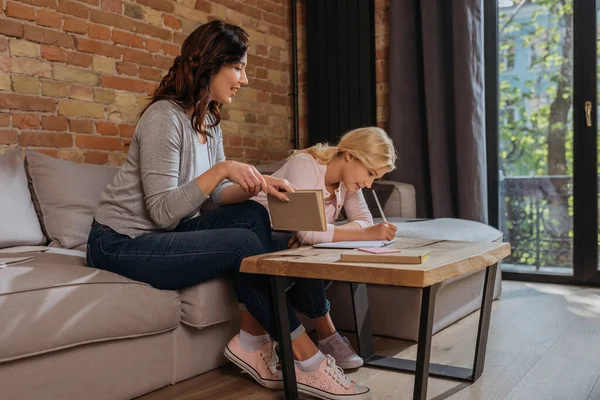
240;238;510;400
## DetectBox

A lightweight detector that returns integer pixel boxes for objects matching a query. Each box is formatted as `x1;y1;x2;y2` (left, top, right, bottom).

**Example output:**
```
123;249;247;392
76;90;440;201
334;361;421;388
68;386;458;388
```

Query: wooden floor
138;281;600;400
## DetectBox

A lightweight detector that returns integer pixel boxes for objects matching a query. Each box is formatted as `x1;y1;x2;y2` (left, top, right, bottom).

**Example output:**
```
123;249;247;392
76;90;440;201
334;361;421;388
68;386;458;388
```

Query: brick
134;21;171;41
41;45;67;62
0;114;10;127
63;17;88;34
173;32;187;45
69;119;93;133
53;65;99;85
119;124;135;137
6;2;35;21
112;30;144;48
13;76;40;94
0;19;24;39
18;0;57;8
139;66;163;81
116;61;138;76
67;52;93;68
85;151;109;164
30;148;58;157
154;55;172;70
19;131;73;147
122;48;153;66
69;84;94;102
0;38;7;52
92;56;115;74
9;39;39;58
0;73;11;91
0;130;18;145
76;0;99;5
124;4;144;20
96;121;118;135
76;135;122;150
13;114;41;129
144;38;162;52
94;88;116;104
58;0;90;19
137;94;150;108
106;104;138;122
88;24;111;41
163;15;181;29
142;7;163;27
194;0;210;12
114;91;137;106
162;43;180;57
108;151;127;165
136;0;173;13
24;25;74;49
58;100;105;118
228;135;242;146
36;9;63;29
145;82;156;95
0;54;53;80
225;146;243;158
102;75;146;92
42;81;68;97
59;148;84;163
101;0;122;13
40;116;68;131
75;38;121;59
91;10;135;31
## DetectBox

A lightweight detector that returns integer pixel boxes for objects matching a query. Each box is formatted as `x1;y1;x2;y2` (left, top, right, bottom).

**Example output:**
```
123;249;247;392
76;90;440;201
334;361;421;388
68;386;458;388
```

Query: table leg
350;282;375;360
472;262;499;381
269;276;298;399
413;283;438;400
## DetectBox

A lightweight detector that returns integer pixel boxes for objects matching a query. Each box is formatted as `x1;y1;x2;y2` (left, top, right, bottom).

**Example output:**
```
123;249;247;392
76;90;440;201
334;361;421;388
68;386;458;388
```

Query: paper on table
0;256;34;268
312;240;396;249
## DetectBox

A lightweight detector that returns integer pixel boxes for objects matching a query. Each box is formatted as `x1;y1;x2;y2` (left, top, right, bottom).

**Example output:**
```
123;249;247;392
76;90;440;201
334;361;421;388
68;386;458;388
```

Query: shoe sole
298;383;371;400
224;345;284;390
337;359;364;370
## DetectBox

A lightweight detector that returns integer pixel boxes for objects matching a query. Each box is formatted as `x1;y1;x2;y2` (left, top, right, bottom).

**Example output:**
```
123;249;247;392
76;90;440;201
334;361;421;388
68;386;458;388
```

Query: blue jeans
87;201;328;340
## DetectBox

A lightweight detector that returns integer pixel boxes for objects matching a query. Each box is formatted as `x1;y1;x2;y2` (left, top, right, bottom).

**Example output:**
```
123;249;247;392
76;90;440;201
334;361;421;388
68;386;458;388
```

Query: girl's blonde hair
293;127;397;172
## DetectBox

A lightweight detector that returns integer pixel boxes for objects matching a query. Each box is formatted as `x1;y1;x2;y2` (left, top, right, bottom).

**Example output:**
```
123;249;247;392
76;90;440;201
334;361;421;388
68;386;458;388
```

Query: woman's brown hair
142;20;249;137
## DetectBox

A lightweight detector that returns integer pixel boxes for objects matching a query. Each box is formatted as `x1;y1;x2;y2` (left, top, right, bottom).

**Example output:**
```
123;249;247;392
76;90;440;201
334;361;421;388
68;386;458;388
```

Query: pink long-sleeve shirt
253;153;374;244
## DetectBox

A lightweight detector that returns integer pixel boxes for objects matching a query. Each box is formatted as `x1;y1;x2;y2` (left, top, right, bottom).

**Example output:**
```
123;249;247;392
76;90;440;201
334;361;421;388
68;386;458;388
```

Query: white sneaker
318;334;364;370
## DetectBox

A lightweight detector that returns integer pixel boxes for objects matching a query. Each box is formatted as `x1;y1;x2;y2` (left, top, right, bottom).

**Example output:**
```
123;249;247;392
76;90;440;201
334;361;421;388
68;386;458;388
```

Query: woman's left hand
288;234;301;248
262;175;297;202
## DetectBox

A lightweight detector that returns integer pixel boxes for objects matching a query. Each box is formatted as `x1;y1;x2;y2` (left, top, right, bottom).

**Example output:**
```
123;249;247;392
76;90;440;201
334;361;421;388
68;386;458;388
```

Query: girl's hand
223;161;266;195
366;222;397;241
263;175;297;202
288;234;301;248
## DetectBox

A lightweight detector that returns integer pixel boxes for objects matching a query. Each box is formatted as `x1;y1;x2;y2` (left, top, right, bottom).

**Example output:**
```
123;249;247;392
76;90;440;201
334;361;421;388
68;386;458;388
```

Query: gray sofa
1;150;502;400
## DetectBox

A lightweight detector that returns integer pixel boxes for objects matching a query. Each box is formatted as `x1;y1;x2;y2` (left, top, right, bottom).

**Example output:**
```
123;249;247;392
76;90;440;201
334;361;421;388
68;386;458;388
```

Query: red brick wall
0;0;293;165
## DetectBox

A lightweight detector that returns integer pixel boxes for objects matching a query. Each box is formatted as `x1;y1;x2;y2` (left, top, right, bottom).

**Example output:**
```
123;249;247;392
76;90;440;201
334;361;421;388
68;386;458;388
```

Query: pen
372;190;387;223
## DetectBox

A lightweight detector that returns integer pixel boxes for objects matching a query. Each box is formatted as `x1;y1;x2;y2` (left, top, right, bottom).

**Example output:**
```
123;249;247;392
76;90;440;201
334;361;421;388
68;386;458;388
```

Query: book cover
267;190;327;232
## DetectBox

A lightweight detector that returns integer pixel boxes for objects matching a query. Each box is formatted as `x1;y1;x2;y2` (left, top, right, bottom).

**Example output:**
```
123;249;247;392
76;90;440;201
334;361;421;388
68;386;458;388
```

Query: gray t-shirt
94;100;233;238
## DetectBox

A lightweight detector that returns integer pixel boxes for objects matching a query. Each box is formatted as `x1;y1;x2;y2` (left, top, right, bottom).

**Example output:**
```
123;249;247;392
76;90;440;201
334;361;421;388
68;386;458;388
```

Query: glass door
494;0;598;285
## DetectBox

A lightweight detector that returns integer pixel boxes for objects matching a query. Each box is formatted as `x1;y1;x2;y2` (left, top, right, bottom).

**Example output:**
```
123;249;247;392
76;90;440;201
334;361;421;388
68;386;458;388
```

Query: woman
87;20;369;400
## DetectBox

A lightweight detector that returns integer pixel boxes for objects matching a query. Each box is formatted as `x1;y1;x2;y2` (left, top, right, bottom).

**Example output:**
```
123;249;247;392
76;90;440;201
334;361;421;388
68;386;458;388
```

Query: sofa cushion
0;251;180;363
0;150;46;249
382;217;503;242
25;151;118;249
179;278;239;329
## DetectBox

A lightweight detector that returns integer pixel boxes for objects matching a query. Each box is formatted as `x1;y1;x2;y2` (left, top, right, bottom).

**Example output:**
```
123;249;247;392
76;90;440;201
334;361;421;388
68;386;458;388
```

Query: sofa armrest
377;180;416;218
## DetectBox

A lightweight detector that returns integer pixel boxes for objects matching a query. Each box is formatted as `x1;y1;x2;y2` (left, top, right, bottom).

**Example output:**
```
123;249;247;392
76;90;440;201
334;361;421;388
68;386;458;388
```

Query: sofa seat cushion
0;252;180;363
180;278;239;329
380;217;503;242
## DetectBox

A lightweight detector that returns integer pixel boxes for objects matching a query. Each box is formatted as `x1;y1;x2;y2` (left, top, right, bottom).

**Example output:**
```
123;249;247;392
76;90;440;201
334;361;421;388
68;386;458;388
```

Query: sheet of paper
0;256;34;268
312;240;396;249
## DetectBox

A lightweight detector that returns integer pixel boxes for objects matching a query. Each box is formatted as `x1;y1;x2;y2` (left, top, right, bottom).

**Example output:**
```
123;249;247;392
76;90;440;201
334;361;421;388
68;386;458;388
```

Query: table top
240;238;511;288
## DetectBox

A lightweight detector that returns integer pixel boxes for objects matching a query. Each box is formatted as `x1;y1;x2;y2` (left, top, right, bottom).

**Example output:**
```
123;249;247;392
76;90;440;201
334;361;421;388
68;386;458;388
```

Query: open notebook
267;190;327;232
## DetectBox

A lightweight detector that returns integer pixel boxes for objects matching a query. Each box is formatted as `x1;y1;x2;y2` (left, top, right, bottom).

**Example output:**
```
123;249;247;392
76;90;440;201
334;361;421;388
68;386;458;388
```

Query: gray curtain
387;0;488;223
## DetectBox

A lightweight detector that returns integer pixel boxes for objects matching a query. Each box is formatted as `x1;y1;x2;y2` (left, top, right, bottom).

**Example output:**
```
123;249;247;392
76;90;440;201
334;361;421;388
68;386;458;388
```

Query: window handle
585;101;592;127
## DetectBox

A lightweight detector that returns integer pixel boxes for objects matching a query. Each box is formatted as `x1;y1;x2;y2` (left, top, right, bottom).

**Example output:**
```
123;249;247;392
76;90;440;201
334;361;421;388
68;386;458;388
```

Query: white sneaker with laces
318;333;364;370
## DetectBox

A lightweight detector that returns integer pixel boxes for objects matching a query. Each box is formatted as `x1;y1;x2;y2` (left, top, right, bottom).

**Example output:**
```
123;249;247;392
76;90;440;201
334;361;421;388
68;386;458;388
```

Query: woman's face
341;153;389;193
209;53;248;104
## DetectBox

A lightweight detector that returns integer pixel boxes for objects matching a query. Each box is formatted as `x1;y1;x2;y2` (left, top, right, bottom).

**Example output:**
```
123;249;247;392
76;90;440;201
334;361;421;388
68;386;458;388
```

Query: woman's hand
262;175;297;202
222;160;266;196
366;222;397;241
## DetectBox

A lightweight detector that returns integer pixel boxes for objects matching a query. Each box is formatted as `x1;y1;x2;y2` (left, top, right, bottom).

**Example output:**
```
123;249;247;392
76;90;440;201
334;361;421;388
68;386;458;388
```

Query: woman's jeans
87;201;329;341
